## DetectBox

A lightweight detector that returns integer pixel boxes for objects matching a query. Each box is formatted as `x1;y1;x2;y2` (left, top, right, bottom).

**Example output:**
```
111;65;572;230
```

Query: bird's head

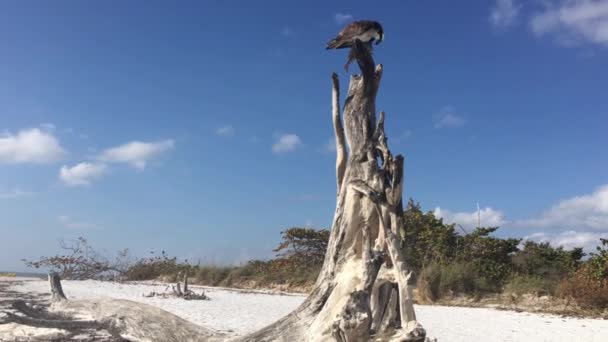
374;22;384;45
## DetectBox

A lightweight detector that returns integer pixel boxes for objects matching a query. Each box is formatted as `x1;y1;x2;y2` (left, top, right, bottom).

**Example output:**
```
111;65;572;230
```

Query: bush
454;227;520;286
193;266;233;286
417;262;492;302
511;241;583;282
123;251;188;281
219;261;274;287
557;239;608;310
504;274;556;296
557;267;608;310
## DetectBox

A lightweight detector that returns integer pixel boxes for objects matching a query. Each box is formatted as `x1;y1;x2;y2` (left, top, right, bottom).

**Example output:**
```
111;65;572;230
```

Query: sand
2;277;607;341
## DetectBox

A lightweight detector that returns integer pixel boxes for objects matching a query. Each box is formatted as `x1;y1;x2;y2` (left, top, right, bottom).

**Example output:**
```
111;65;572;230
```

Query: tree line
24;199;607;311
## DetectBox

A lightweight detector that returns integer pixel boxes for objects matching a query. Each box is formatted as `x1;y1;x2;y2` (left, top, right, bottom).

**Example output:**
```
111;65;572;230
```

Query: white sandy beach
2;277;607;341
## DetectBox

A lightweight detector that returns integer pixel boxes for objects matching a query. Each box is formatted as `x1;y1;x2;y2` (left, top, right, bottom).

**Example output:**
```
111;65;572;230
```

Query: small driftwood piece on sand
144;273;210;300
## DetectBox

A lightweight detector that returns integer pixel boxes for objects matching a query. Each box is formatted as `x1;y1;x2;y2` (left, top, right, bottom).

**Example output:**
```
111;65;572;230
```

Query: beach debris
143;273;210;300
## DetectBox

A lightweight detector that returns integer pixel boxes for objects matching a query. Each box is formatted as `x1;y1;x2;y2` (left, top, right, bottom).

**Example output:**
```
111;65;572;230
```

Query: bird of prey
326;20;384;50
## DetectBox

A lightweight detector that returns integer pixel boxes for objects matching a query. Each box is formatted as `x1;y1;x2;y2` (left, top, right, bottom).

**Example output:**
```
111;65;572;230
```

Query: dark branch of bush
22;237;132;280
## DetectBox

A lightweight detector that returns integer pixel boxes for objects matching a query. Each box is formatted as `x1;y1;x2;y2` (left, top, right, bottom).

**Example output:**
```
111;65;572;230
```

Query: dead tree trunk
1;43;428;342
241;41;427;341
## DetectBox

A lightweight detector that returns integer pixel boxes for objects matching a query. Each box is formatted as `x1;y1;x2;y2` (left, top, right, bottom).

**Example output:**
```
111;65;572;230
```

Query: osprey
326;20;384;50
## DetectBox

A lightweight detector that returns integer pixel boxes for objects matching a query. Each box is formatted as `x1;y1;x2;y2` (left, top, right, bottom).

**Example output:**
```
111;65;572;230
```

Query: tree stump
242;39;427;342
1;41;428;342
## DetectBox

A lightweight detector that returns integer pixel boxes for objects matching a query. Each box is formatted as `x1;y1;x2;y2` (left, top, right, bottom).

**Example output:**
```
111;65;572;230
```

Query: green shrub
123;251;189;281
194;266;233;286
511;241;583;282
504;274;556;296
417;262;493;302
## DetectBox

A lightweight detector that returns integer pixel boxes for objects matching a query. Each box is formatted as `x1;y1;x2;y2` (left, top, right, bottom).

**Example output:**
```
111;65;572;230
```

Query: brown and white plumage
326;20;384;50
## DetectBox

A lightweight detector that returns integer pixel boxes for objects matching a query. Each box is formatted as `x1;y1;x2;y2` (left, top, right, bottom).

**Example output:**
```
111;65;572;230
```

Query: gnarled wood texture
241;40;427;342
1;41;429;342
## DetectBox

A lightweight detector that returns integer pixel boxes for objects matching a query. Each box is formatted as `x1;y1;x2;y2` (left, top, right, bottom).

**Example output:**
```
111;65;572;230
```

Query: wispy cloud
523;230;606;251
490;0;522;29
0;188;36;199
530;0;608;46
98;140;174;170
59;162;107;187
323;138;336;153
434;206;507;229
0;127;67;164
393;130;413;144
515;184;608;230
280;26;294;37
335;13;354;24
433;106;466;129
272;134;302;153
216;125;235;138
434;184;608;251
58;215;96;230
39;123;56;132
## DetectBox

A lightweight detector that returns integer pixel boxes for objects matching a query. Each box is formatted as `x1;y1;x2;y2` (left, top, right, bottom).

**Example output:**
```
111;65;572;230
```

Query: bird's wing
326;20;377;49
337;20;375;41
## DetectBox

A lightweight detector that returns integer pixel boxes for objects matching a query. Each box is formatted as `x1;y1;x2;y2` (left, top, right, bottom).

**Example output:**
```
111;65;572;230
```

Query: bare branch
332;73;347;196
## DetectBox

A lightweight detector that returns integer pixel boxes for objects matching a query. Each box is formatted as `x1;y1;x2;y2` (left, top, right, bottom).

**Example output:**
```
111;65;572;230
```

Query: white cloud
434;206;507;229
216;125;235;137
433;185;608;250
59;162;107;187
39;123;56;132
58;215;96;230
335;13;354;24
0;188;35;199
323;138;336;153
393;130;414;144
490;0;522;29
530;0;608;46
0;128;67;164
523;230;606;251
433;106;466;128
516;184;608;230
280;27;293;36
99;140;174;170
272;134;302;153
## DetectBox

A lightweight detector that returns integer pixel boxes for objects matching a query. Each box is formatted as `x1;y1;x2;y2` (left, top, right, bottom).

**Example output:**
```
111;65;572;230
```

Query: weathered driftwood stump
144;272;210;300
0;43;428;342
243;41;427;342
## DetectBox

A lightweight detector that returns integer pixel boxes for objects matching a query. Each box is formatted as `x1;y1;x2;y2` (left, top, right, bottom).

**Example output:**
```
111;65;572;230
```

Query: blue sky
1;0;607;271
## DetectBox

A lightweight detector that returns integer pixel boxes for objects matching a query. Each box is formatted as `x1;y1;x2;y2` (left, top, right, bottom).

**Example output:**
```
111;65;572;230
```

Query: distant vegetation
24;200;608;312
122;227;329;291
